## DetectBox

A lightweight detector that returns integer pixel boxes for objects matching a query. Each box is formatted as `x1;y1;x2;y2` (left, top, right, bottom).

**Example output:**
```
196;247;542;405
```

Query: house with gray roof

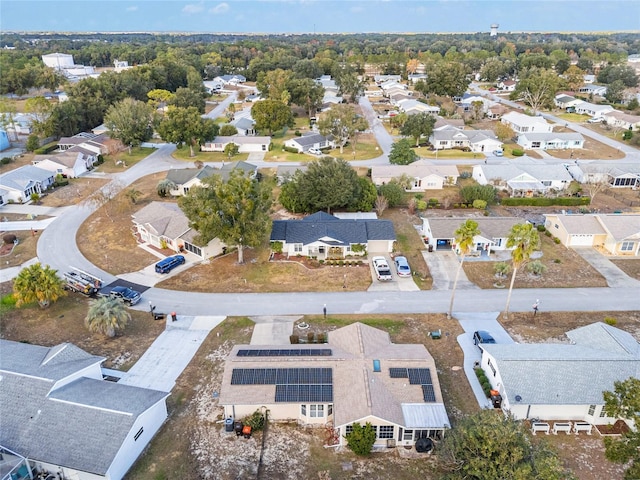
270;211;395;259
479;322;640;422
566;161;640;188
602;110;640;131
201;136;270;153
371;161;459;191
0;339;168;480
574;101;614;118
0;165;55;203
554;94;583;110
219;322;450;449
275;164;308;184
132;201;226;259
283;132;334;153
165;161;258;196
32;150;97;178
473;162;573;196
396;99;440;116
430;125;502;153
230;116;256;136
578;84;607;96
421;216;524;254
517;132;585;150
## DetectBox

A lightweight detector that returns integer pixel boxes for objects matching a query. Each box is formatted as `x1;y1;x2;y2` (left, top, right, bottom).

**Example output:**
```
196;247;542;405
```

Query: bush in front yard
345;422;376;456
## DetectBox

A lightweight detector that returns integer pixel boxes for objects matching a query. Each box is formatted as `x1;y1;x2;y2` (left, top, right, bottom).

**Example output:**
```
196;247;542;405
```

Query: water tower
490;23;499;37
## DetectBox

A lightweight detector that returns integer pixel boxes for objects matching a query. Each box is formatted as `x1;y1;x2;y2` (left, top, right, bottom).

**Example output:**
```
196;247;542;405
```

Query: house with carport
479;322;639;423
132;201;226;259
371;161;459;191
270;211;395;259
201;136;270;153
602;110;640;131
472;162;572;196
0;339;168;480
430;125;502;153
574;102;614;118
501;112;553;134
421;216;523;253
218;322;451;449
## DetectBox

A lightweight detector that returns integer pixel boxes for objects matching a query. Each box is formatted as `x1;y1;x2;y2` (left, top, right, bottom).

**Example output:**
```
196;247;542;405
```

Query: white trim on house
501;112;553;134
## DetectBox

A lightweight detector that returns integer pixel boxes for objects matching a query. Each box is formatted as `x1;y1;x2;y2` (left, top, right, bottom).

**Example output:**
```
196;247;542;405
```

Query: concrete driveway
367;254;420;292
422;250;478;291
249;315;302;345
573;247;640;288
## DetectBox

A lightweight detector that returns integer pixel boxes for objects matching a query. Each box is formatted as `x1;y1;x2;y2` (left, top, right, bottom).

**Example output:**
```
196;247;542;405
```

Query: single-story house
574;102;614;118
132;201;226;259
275;165;309;185
430;126;502;153
566;162;640;188
201;136;271;153
32;150;97;178
578;84;607;96
374;74;403;84
389;92;414;105
485;103;509;120
0;339;168;480
497;79;517;91
203;80;224;93
379;80;406;91
58;132;110;155
396;99;440;115
554;94;583;110
230;117;256;136
602;110;640;131
544;213;640;255
473;163;572;196
421;216;524;253
270;211;395;259
516;132;585;150
501;112;553;134
371;162;459;191
455;93;490;112
283;133;334;153
0;188;8;206
165;166;217;196
218;322;450;448
583;74;596;84
316;75;339;91
0;165;55;203
480;322;639;422
213;74;246;85
408;73;427;84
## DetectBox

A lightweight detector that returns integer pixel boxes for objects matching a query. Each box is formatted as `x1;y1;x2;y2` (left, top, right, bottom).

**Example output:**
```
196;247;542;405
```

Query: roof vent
515;395;522;402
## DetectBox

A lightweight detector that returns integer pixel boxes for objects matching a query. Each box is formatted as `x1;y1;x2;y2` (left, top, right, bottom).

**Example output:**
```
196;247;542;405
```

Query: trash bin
171;312;177;322
224;417;234;432
234;421;243;436
428;245;433;252
153;313;165;321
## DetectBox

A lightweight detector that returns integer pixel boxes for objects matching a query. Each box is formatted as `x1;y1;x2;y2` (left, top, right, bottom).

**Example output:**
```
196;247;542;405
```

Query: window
183;187;189;194
134;427;144;441
600;406;608;417
301;404;306;416
294;243;303;253
328;404;333;416
378;426;394;439
403;429;413;441
588;404;596;416
487;358;496;377
310;404;324;418
262;144;266;151
621;241;634;252
345;425;353;436
532;142;541;148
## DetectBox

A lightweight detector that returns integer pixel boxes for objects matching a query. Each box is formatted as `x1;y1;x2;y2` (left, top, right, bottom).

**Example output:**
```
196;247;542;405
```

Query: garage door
570;235;593;246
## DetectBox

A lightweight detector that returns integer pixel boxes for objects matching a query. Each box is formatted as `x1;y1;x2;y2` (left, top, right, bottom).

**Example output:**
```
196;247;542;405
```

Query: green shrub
243;409;266;432
553;237;561;244
1;157;12;165
604;316;617;326
536;224;546;232
33;143;58;155
294;130;301;136
26;134;40;152
472;199;487;210
527;260;547;276
553;258;561;264
500;197;590;207
545;230;552;237
282;145;299;154
345;422;376;456
416;200;427;210
512;148;524;156
270;241;283;254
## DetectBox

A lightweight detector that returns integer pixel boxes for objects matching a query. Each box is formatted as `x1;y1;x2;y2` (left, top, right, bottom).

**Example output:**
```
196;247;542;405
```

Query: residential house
283;133;333;153
374;75;403;84
574;102;614;118
421;216;524;253
32;150;97;178
379;80;406;92
58;132;110;156
6;113;34;136
472;162;573;196
230;117;257;136
497;79;517;92
602;110;640;131
132;201;226;259
480;322;639;422
201;136;271;153
500;112;553;134
396;99;440;116
0;339;168;480
486;103;509;120
0;165;55;203
554;94;583;110
583;74;596;84
455;93;490;113
408;73;427;84
165;162;257;196
389;92;414;105
0;188;8;206
275;165;308;185
516;132;585;150
544;213;640;255
203;80;224;93
213;74;246;85
270;211;395;259
371;161;460;191
430;126;502;153
566;162;640;189
384;86;412;99
578;84;607;96
218;322;450;448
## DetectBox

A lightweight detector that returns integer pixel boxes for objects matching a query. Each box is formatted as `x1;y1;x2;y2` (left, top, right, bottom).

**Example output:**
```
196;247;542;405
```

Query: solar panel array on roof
275;384;333;403
231;368;332;385
389;368;409;378
421;384;436;402
408;368;432;385
390;367;436;402
237;349;332;357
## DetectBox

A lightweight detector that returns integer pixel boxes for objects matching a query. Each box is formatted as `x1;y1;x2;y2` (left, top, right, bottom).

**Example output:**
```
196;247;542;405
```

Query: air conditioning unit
387;439;396;448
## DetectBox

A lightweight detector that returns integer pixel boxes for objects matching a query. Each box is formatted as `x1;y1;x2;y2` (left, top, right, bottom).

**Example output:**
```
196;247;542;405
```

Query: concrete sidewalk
0;256;39;282
250;315;301;345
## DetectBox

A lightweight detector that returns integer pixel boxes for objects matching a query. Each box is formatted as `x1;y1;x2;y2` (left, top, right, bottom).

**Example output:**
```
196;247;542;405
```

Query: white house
430;126;502;153
371;162;459;191
32;150;97;178
578;84;607;96
396;99;440;115
213;74;246;85
132;201;226;259
219;322;450;449
0;339;168;480
0;165;55;203
284;132;334;153
602;110;640;131
42;52;74;69
480;322;639;423
554;94;583;110
473;163;572;196
165;161;258;196
201;136;271;153
516;132;585;150
374;75;403;84
574;102;614;118
567;162;640;189
501;112;553;134
497;79;517;91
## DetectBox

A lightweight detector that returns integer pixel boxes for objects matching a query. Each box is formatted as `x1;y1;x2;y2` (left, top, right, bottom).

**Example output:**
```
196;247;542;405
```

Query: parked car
308;147;322;155
473;330;496;350
109;286;141;306
493;149;503;156
372;256;393;281
155;255;185;274
394;256;411;277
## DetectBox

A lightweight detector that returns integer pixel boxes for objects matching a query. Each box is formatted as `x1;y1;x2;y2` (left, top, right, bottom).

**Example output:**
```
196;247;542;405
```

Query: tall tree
256;68;292;104
170;86;206;113
604;80;626;104
85;296;131;338
13;263;66;309
564;65;585;93
388;138;418;165
297;157;360;213
288;78;324;119
179;170;272;264
157;106;218;157
332;64;363;103
104;98;155;151
24;96;54;137
251;99;294;135
603;377;640;480
0;98;18;141
400;112;436;147
511;67;562;113
317;104;367;154
423;62;470;98
504;223;541;318
448;219;480;318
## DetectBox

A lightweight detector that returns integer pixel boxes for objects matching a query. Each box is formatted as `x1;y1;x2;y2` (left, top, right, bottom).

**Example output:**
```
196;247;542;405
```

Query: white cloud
126;6;138;12
182;2;205;14
209;2;230;14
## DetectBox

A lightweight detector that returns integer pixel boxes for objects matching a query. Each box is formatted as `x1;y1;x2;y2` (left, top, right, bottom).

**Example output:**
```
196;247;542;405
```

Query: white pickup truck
372;256;393;281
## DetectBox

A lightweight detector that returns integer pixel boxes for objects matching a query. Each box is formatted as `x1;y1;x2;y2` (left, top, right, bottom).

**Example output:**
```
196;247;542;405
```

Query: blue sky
2;0;639;33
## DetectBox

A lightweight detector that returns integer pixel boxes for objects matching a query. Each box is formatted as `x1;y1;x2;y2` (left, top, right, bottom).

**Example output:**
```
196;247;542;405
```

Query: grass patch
557;112;590;123
100;147;155;173
415;148;483;159
171;148;249;162
0;230;39;268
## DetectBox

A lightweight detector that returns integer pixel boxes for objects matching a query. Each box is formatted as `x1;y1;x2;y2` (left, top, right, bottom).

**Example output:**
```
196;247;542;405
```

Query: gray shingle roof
519;132;584;142
597;214;640;241
165;166;217;185
132;201;190;239
289;133;328;148
424;217;523;240
0;165;53;191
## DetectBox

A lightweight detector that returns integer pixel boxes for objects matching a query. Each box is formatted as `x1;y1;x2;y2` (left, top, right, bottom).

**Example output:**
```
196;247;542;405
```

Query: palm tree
125;188;142;204
13;263;66;308
503;223;541;319
448;219;480;318
85;296;131;337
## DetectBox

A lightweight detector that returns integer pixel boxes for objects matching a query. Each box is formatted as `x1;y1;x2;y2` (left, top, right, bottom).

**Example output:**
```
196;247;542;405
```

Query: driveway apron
572;247;640;288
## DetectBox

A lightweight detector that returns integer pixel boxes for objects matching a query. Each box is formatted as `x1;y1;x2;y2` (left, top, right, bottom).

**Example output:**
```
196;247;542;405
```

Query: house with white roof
455;93;491;113
396;99;440;116
408;73;427;84
213;74;246;85
578;84;607;96
374;75;402;84
574;102;614;118
479;322;640;422
164;161;257;197
284;132;334;153
544;213;640;255
32;150;97;178
421;216;524;253
430;126;502;153
379;80;406;91
500;112;553;134
473;162;572;196
517;132;585;150
218;322;450;448
201;136;271;153
0;165;55;203
371;161;459;191
566;162;640;189
602;110;640;131
0;339;168;480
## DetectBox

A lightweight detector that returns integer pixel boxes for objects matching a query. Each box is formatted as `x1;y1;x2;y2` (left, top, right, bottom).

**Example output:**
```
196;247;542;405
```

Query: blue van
155;255;185;274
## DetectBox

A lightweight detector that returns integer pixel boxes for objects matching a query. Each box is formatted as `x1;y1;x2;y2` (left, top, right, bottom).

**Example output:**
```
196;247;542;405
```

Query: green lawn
99;147;156;172
171;148;249;163
415;147;483;159
557;112;590;123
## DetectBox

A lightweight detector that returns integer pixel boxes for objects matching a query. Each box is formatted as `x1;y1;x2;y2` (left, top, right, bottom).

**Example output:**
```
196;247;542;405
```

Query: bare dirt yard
0;230;39;268
40;177;110;207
